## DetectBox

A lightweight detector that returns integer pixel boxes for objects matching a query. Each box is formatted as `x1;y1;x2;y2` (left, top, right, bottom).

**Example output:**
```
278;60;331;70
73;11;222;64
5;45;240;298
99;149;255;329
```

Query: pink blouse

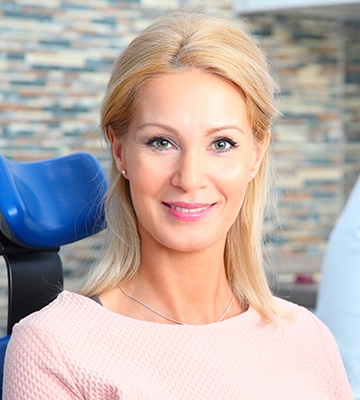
3;291;353;399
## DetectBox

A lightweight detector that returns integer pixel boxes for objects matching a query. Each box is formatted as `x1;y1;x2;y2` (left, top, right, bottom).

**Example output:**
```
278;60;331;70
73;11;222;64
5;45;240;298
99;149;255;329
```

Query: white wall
234;0;360;13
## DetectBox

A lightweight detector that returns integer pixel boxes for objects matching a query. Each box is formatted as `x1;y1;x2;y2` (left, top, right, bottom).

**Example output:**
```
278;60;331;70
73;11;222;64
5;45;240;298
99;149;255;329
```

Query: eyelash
212;137;238;153
145;137;175;151
145;136;239;153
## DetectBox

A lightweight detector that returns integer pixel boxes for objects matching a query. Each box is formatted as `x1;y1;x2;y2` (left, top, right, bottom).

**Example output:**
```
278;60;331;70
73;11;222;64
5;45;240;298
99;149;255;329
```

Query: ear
108;126;126;173
250;131;270;180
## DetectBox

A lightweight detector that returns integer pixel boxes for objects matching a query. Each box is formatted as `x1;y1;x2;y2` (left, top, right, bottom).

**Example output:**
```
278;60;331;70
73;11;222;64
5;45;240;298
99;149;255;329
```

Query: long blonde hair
80;12;280;321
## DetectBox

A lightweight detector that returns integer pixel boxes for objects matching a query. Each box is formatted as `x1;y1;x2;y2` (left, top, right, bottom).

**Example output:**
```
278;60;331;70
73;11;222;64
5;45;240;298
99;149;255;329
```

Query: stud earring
121;169;127;176
249;173;255;180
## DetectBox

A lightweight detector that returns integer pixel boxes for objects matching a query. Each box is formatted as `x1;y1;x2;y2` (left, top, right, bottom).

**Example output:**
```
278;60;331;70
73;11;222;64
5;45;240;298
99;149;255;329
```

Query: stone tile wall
246;13;360;274
344;19;360;191
1;1;359;333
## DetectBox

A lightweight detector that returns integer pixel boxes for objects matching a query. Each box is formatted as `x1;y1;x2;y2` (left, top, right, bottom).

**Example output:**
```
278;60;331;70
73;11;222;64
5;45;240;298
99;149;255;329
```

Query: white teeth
170;205;207;213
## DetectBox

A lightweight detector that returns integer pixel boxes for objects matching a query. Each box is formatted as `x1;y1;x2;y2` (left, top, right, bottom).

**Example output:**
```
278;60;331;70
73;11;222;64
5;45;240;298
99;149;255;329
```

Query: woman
4;12;352;399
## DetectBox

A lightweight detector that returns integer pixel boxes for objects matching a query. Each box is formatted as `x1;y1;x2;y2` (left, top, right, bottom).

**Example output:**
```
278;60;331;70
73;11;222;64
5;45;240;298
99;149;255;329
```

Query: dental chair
0;152;107;398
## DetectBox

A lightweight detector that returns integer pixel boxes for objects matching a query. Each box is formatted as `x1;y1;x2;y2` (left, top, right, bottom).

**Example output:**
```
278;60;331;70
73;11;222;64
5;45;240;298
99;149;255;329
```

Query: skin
100;70;269;325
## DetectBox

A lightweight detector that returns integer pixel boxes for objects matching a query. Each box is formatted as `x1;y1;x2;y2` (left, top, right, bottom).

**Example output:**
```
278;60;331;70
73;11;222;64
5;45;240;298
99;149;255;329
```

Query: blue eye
213;138;237;153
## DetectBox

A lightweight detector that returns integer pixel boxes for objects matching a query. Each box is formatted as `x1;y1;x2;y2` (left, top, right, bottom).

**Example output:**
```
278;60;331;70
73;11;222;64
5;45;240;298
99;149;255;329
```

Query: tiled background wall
252;13;360;273
1;1;359;332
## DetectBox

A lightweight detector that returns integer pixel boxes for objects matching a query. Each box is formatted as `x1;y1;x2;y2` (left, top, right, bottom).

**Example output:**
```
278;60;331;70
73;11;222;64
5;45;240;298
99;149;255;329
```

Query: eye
146;137;174;150
212;138;237;153
154;138;171;149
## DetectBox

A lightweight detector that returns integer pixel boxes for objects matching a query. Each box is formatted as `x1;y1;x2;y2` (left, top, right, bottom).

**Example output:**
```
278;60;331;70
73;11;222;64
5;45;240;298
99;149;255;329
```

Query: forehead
131;71;250;132
138;70;243;101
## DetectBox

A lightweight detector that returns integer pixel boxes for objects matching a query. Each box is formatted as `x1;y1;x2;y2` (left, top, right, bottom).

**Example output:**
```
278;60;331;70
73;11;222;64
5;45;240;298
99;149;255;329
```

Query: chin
158;236;223;254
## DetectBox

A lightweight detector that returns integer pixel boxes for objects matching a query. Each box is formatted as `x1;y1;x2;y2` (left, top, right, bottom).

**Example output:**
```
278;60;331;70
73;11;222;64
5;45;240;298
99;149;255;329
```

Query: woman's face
112;71;268;254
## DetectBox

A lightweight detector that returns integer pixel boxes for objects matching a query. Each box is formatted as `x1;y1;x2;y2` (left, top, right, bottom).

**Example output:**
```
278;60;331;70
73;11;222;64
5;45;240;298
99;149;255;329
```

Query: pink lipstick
162;202;214;221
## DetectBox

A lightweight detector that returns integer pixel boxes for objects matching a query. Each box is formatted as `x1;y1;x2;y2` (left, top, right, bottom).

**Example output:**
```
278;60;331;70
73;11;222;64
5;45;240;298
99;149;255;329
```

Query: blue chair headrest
0;152;108;248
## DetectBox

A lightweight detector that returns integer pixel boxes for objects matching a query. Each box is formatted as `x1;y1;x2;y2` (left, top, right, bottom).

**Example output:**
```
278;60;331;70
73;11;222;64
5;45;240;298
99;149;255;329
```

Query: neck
125;240;237;325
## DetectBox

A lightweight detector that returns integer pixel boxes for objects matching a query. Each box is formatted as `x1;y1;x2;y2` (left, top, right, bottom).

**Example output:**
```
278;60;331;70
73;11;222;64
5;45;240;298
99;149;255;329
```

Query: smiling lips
163;202;215;221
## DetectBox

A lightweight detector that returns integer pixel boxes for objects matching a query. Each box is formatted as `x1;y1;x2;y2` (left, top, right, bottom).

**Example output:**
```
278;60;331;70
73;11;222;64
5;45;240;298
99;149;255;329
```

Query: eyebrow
137;123;245;136
138;123;178;135
207;125;245;136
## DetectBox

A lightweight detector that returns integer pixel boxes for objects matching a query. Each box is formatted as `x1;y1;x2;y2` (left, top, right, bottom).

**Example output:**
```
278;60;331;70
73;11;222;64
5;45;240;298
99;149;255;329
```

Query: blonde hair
80;12;280;321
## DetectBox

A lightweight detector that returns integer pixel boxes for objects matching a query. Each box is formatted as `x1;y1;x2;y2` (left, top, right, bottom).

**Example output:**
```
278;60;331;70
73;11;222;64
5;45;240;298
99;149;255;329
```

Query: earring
121;169;127;176
249;173;255;180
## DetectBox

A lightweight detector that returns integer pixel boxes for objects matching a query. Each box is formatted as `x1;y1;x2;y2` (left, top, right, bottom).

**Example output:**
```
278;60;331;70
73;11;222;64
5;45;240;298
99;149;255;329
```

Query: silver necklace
119;286;234;325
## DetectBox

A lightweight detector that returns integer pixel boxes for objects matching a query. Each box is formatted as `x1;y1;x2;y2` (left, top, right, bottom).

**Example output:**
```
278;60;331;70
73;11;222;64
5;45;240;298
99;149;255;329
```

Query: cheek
126;160;167;215
229;177;250;207
218;161;252;204
220;156;252;185
127;180;153;230
126;147;173;181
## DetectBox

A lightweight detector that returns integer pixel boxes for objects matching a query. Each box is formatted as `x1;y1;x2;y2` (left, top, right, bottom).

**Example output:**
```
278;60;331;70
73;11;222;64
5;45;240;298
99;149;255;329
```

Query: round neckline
63;290;257;330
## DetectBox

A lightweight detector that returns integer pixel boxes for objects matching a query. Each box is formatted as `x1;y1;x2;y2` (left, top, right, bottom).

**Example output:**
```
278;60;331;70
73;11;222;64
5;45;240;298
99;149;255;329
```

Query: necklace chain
119;286;234;325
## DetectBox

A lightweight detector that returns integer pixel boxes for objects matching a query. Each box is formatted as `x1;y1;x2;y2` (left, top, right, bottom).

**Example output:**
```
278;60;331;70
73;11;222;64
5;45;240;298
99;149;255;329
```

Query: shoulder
273;297;346;369
6;290;112;376
10;291;103;344
274;296;333;337
258;298;352;398
19;290;97;321
3;292;93;398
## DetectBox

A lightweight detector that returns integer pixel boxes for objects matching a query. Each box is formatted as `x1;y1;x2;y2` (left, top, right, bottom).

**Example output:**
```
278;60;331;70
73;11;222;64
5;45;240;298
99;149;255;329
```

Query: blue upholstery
0;337;9;395
0;152;108;398
0;152;107;248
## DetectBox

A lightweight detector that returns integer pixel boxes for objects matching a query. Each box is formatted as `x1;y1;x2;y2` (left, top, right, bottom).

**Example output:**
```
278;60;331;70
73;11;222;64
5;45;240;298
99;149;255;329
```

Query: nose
170;148;209;192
